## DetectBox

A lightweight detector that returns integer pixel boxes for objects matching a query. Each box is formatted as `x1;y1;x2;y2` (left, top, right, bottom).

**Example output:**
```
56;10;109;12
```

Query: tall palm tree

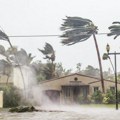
38;43;56;79
0;29;26;90
107;21;120;39
60;16;105;92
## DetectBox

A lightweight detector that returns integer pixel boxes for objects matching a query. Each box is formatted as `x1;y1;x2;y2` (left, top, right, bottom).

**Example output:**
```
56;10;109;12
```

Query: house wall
39;74;99;91
0;91;3;108
40;75;120;95
39;74;120;104
89;80;120;94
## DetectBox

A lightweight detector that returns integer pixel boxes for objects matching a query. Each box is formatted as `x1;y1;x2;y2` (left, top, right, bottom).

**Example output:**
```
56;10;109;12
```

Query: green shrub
78;95;91;104
0;85;21;108
91;90;103;104
117;90;120;103
103;89;115;104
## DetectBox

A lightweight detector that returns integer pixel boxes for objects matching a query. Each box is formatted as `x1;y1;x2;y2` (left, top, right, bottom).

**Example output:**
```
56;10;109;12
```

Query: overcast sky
0;0;120;72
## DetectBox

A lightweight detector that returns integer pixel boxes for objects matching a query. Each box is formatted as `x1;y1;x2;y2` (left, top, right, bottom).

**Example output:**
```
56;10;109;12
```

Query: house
39;73;120;104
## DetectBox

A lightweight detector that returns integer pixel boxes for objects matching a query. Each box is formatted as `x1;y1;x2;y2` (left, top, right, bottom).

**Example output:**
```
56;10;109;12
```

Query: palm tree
38;43;55;64
0;29;26;90
60;16;105;92
107;21;120;39
0;44;35;85
38;43;56;79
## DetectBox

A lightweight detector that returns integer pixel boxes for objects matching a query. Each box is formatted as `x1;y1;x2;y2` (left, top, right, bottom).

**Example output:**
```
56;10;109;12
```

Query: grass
79;104;120;108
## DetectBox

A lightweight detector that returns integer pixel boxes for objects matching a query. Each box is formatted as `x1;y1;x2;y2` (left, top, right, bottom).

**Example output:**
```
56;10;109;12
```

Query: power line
9;35;60;37
8;32;109;38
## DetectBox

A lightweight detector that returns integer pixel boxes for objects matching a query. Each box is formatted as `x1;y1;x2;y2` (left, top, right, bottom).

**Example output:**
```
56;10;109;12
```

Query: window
94;87;99;92
110;87;115;91
74;77;78;81
64;87;71;97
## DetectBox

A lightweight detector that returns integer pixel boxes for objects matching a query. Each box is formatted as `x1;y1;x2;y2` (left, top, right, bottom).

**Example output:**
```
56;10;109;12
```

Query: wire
8;35;59;38
8;33;109;38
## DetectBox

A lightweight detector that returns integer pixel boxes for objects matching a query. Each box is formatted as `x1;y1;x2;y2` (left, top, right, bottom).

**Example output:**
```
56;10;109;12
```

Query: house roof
39;73;119;84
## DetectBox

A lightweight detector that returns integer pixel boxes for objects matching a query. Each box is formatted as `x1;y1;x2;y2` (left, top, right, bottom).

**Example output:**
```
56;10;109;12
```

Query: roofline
39;73;101;84
89;79;120;84
39;72;120;85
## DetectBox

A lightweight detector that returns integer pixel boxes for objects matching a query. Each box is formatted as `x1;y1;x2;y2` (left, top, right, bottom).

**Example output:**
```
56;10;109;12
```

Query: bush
78;95;91;104
0;85;21;108
91;90;103;104
103;89;115;104
117;90;120;103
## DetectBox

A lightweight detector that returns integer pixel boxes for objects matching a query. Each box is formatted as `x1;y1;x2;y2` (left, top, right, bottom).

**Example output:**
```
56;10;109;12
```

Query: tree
38;43;55;64
0;29;26;90
38;43;56;79
60;16;104;92
0;45;35;85
83;65;100;77
76;63;82;73
55;62;72;77
31;60;46;82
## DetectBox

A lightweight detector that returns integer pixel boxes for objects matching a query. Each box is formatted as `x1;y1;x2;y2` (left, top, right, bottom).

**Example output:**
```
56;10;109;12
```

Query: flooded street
0;106;120;120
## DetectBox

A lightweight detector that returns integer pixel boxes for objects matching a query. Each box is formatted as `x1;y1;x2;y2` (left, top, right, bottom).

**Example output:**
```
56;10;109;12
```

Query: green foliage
103;89;115;104
118;90;120;103
107;22;120;39
38;42;55;62
55;63;72;77
43;62;56;80
91;90;103;104
78;95;91;104
0;85;21;108
83;65;100;77
60;16;98;45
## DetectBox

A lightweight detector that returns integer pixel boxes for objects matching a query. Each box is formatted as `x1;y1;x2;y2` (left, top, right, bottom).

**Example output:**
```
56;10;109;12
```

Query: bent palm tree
38;43;55;63
38;43;56;79
60;16;105;92
0;29;26;90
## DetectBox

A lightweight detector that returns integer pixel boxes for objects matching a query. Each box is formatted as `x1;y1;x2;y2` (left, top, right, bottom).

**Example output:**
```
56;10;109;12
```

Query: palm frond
38;42;55;61
0;45;6;55
107;22;120;39
61;16;92;31
38;43;54;55
44;43;54;54
61;34;91;45
112;21;120;24
60;16;97;45
0;30;9;41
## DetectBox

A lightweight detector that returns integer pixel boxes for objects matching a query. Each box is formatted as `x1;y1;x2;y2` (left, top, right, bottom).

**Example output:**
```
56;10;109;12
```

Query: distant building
0;74;13;87
39;73;120;104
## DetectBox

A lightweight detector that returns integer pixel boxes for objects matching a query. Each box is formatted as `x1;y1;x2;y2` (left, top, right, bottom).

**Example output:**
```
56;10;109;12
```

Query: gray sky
0;0;120;72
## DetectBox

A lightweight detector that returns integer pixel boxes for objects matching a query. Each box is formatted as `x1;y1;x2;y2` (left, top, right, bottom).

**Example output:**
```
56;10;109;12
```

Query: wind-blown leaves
60;16;92;30
9;49;35;65
60;16;98;45
0;45;6;56
38;43;55;62
107;21;120;39
0;30;9;41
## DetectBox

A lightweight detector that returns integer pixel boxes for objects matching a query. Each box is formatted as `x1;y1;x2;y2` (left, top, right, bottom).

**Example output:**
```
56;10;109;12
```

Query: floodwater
0;105;120;120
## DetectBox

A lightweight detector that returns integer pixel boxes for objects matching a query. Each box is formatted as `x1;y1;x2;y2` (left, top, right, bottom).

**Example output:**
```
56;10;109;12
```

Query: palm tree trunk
6;74;9;85
7;39;26;91
93;33;105;93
